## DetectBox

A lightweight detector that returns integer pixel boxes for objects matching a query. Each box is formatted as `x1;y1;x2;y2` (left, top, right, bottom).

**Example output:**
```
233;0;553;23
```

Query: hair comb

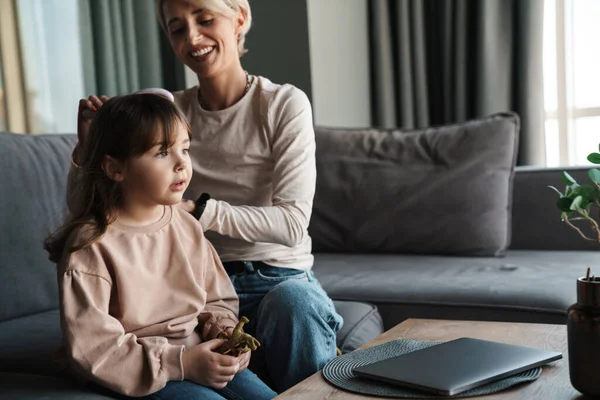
134;88;175;102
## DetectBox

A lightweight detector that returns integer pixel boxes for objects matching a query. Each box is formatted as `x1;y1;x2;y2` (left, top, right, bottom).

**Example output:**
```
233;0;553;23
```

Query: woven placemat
323;339;542;398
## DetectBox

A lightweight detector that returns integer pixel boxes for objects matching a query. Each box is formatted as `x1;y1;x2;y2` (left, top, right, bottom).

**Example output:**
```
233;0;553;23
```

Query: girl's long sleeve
60;267;184;397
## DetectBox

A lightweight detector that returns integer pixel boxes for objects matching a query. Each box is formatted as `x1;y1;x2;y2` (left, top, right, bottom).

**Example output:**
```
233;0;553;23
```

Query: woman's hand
182;339;240;389
76;95;109;154
177;199;196;213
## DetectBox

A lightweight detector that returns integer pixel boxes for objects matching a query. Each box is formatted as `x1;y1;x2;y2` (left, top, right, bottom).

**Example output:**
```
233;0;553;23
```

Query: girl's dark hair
44;94;191;263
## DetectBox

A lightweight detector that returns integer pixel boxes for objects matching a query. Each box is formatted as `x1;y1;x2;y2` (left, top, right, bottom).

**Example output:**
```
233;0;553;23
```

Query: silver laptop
352;337;562;396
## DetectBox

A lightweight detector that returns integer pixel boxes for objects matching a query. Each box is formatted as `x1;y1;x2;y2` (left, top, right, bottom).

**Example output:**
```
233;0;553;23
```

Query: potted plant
549;144;600;396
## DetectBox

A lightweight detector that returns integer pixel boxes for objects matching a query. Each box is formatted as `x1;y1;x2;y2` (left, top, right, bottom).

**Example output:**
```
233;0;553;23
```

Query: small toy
216;316;261;357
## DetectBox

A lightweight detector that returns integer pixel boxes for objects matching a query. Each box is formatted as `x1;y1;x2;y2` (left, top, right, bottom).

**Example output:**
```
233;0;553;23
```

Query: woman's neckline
112;206;172;234
194;75;258;115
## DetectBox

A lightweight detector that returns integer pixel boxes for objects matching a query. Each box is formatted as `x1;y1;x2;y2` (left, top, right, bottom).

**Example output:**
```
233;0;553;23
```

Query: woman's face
162;0;243;78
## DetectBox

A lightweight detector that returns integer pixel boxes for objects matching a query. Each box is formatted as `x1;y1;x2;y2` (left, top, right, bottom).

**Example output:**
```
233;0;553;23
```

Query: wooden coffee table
275;318;583;399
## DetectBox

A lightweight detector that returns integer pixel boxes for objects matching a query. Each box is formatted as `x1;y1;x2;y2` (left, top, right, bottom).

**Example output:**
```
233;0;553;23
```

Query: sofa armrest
510;166;599;250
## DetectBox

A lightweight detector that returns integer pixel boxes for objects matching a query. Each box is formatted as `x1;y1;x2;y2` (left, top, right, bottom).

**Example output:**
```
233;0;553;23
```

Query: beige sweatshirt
173;76;316;269
56;206;238;397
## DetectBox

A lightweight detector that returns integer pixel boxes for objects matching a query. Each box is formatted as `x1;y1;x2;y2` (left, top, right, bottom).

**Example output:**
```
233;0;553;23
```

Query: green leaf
580;184;595;195
567;184;581;199
562;171;577;185
557;197;573;212
548;185;564;197
588;152;600;164
570;196;583;211
589;168;600;184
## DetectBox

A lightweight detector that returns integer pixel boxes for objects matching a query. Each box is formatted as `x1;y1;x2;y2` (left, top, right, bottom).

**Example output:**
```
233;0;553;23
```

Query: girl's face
163;0;244;78
119;123;192;210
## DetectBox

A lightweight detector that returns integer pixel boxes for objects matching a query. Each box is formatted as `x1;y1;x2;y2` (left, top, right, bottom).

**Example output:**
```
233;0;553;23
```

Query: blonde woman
76;0;343;394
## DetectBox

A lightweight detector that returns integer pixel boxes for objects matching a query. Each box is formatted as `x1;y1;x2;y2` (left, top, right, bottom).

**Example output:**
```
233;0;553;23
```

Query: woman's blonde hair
155;0;252;56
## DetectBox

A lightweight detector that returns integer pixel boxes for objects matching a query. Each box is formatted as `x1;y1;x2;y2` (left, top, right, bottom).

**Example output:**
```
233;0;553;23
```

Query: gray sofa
1;121;598;398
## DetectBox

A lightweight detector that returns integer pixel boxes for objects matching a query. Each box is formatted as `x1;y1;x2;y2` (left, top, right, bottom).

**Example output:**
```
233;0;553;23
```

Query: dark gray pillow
309;112;520;256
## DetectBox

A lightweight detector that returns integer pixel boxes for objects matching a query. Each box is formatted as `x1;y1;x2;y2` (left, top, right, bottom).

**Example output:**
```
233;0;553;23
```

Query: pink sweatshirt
56;206;239;397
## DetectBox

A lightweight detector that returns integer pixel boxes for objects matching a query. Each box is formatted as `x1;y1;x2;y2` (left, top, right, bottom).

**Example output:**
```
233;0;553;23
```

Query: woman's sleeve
60;252;184;397
200;88;316;248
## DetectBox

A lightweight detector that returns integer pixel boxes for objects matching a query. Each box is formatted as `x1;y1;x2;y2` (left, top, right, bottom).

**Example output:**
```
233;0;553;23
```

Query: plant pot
567;276;600;396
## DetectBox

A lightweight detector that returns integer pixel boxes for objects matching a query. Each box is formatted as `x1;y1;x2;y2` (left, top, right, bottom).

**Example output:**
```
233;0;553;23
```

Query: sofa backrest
510;166;599;251
1;130;595;323
0;132;77;322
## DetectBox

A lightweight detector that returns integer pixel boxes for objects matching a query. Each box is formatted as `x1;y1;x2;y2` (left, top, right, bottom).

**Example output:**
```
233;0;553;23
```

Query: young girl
44;93;276;400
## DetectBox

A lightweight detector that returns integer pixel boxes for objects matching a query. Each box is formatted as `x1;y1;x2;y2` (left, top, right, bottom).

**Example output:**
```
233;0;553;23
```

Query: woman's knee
260;280;342;327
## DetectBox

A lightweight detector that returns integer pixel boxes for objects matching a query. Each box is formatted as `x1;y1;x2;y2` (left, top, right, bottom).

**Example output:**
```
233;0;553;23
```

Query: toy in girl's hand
216;316;260;357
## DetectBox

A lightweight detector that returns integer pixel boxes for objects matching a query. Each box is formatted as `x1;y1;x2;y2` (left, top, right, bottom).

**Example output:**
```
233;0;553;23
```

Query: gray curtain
78;0;186;97
370;0;545;165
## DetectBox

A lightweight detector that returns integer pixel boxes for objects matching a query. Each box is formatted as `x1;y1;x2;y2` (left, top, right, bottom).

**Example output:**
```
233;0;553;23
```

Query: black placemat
323;339;542;398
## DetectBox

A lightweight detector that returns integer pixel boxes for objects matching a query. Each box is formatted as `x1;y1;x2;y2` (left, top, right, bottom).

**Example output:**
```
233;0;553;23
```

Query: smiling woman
150;0;343;393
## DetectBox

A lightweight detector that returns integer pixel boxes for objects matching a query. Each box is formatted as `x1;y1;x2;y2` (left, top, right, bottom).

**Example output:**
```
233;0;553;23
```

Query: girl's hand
182;339;240;389
237;350;251;373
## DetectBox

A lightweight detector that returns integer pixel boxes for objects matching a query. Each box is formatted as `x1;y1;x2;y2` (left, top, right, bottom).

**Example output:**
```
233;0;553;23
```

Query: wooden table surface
275;318;583;399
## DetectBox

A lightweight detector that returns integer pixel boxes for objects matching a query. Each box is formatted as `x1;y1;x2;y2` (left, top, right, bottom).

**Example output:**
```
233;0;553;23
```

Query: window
15;0;85;134
543;0;600;167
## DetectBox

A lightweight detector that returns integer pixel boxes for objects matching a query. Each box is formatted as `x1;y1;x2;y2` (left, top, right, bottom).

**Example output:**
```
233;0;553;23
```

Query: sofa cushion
313;250;599;328
332;301;384;353
0;373;113;399
0;303;382;375
310;112;519;256
0;309;63;377
0;133;77;322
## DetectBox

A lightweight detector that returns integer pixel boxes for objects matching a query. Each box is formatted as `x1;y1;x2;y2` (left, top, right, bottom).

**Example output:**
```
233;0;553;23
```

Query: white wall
307;0;371;127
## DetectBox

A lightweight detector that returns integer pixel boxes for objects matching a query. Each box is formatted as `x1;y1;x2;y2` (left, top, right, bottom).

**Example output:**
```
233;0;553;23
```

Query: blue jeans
225;262;344;393
90;369;276;399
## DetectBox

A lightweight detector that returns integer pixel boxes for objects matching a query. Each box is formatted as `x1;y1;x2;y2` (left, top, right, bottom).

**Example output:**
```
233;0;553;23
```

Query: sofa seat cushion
0;373;113;399
0;309;63;376
313;250;600;327
332;301;384;353
0;304;384;374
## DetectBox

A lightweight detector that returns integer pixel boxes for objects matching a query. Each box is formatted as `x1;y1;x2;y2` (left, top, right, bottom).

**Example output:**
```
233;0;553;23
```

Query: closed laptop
353;337;562;396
